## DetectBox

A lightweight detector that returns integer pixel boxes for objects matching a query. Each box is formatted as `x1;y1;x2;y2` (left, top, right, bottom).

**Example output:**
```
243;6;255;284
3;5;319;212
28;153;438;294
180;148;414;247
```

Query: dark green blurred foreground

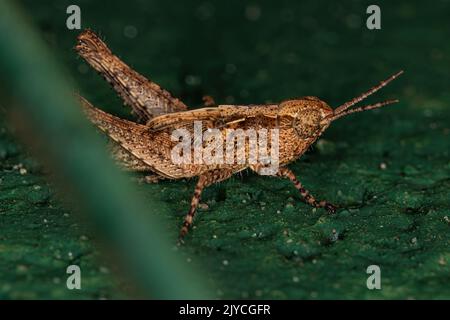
0;0;449;299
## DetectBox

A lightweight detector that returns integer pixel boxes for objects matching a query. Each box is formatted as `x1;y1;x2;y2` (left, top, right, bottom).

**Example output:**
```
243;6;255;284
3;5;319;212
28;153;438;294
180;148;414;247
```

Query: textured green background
1;0;449;299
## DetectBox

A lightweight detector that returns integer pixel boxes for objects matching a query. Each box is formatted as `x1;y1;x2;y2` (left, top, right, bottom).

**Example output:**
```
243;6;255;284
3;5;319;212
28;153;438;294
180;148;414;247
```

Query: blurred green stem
0;0;210;299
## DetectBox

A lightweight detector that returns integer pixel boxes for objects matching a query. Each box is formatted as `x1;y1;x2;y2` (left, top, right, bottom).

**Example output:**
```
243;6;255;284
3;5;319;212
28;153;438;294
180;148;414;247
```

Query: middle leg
276;167;337;213
179;169;234;242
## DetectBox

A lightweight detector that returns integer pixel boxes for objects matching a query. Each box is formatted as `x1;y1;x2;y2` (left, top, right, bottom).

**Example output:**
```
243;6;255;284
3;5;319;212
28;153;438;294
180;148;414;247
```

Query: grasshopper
75;30;403;241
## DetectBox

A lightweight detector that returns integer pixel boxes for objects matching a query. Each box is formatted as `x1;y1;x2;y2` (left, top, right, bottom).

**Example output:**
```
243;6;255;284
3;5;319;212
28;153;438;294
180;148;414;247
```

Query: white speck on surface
330;229;339;242
198;203;209;210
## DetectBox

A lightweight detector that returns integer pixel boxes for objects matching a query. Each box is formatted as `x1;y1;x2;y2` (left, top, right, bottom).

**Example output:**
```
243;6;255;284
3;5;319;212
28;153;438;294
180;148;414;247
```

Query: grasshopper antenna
334;70;404;115
330;99;399;121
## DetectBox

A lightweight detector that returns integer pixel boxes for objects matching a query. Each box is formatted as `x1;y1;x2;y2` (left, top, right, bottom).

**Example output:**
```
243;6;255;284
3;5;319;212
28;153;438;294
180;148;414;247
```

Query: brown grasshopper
75;30;403;241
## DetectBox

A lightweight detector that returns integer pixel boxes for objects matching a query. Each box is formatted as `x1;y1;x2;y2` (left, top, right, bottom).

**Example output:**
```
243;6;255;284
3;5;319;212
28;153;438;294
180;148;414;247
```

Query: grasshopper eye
292;108;321;139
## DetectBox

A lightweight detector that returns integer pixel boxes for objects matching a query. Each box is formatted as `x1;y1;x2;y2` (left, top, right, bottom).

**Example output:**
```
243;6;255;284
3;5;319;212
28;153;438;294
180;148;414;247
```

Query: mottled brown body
76;30;403;241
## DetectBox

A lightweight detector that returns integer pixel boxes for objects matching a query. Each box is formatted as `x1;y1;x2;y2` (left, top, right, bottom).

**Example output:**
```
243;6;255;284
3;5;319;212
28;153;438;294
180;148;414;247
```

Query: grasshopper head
278;97;334;139
280;71;403;139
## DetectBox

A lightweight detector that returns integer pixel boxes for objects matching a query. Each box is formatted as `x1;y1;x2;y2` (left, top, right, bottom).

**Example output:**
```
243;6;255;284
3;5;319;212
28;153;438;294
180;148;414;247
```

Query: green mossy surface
1;0;449;299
